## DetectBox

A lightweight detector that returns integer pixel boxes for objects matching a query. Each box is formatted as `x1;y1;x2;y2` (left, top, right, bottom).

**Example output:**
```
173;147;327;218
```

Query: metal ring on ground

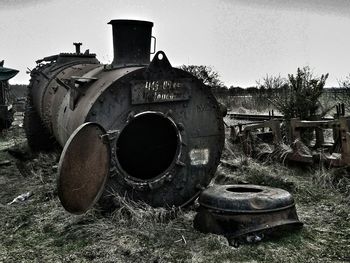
198;184;296;213
194;184;303;242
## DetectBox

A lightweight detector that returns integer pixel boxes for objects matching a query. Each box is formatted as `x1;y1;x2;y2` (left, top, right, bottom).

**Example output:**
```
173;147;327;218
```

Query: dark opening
226;187;263;193
116;113;179;180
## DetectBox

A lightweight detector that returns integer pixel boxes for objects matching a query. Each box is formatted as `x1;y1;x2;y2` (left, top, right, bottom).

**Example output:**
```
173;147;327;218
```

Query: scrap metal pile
229;108;350;166
194;184;302;247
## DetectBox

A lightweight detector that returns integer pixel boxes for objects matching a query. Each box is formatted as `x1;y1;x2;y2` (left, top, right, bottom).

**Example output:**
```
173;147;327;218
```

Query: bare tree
180;65;224;88
256;74;286;90
256;74;288;107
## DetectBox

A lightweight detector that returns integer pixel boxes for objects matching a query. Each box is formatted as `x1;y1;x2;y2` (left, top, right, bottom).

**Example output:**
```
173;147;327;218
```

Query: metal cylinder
25;20;225;210
108;19;153;67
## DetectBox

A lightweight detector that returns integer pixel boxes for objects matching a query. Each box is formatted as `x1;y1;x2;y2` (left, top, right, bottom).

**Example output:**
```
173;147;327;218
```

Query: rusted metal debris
227;111;284;121
231;114;350;166
194;184;303;247
288;117;350;166
227;112;334;121
25;19;225;212
0;61;19;131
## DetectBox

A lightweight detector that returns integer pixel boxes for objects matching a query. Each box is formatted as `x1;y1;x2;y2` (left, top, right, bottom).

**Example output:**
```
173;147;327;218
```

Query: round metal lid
198;184;295;213
57;122;110;214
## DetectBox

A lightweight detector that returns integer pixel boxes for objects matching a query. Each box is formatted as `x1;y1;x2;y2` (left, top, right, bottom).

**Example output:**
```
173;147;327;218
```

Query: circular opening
226;187;263;193
116;112;179;180
157;53;163;60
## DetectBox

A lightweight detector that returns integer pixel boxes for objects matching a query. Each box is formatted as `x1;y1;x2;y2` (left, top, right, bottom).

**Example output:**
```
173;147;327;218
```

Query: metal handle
151;36;157;54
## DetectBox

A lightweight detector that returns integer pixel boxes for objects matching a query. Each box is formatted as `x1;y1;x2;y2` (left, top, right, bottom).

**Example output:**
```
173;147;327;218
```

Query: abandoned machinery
230;112;350;166
24;19;225;213
194;184;302;247
0;60;19;131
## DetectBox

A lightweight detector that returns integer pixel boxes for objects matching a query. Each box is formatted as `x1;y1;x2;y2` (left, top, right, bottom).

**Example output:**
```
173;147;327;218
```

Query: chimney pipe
73;42;82;54
108;19;153;67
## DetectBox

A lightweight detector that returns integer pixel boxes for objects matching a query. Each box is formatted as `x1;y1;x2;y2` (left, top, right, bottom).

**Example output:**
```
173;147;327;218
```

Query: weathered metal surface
28;44;99;128
131;79;191;104
289;117;350;166
228;112;334;121
0;61;18;131
0;62;19;81
228;112;284;121
108;20;153;67
194;184;303;246
0;105;13;130
25;19;225;211
198;184;295;213
236;119;282;155
94;53;224;207
57;122;110;214
230;115;350;166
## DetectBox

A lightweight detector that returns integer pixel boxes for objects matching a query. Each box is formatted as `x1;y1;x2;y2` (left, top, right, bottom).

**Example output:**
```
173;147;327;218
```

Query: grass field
0;113;349;263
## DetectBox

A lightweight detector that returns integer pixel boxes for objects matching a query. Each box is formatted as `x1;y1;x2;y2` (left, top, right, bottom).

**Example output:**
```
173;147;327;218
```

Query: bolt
177;123;185;131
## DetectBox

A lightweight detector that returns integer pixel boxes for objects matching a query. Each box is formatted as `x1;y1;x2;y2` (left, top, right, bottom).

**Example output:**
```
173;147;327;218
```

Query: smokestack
73;42;82;54
108;19;153;67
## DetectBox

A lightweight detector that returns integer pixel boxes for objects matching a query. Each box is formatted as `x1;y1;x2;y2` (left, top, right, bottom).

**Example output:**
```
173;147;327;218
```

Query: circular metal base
198;184;296;213
194;184;303;241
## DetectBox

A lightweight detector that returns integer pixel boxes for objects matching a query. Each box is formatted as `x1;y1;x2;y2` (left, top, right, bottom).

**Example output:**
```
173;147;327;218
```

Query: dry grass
0;116;349;262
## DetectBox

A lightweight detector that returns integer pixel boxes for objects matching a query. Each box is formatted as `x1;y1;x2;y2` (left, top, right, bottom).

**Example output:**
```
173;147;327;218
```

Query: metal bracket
106;129;119;141
145;51;175;79
56;76;96;110
100;129;119;144
56;77;73;91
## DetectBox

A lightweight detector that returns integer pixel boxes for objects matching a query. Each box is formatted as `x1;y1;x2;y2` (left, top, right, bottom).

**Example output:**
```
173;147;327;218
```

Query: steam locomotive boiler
25;20;225;214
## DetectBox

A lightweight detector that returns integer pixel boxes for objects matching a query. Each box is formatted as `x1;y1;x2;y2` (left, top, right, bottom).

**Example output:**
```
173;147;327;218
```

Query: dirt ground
0;114;349;263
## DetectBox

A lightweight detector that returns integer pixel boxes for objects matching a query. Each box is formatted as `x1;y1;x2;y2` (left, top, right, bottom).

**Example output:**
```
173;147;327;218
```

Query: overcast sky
1;0;350;87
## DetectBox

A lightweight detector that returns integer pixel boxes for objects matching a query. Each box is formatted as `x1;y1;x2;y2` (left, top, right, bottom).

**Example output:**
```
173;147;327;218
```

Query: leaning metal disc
57;122;110;214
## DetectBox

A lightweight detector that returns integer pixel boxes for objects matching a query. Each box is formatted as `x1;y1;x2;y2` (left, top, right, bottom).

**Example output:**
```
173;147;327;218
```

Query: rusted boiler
25;20;225;213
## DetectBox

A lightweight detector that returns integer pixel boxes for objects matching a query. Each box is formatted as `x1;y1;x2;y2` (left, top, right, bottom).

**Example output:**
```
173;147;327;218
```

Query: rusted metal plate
194;184;302;246
57;122;110;214
131;79;191;104
0;64;19;81
198;184;295;213
194;204;303;245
